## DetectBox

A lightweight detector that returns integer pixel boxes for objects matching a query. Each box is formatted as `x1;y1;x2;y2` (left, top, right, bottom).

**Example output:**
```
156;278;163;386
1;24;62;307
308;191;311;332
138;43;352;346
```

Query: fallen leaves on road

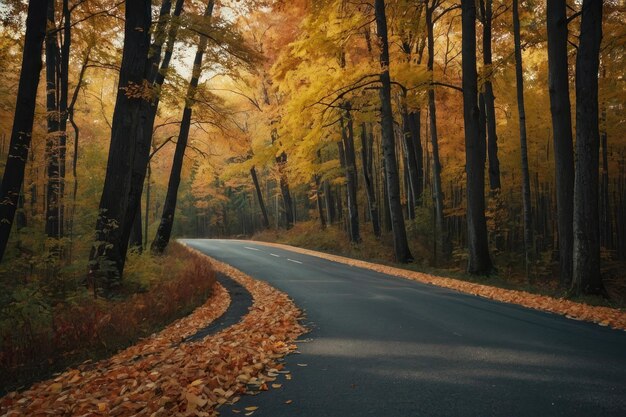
1;246;306;417
254;241;626;331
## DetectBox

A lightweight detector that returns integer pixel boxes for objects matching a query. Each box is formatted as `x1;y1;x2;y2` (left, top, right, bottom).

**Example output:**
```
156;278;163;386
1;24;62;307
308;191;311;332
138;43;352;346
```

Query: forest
0;0;625;407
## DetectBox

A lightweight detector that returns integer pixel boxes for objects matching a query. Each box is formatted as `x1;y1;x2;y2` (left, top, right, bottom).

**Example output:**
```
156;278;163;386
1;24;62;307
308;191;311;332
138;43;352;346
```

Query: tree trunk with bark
45;0;62;240
426;2;450;260
401;92;422;215
126;0;179;250
375;0;412;262
547;0;575;286
340;104;361;243
314;175;327;229
462;0;493;274
572;0;604;296
323;179;335;225
0;0;48;263
151;0;215;255
600;90;611;249
251;166;270;229
408;111;423;204
513;0;534;278
361;123;381;237
88;0;152;289
276;150;294;229
479;0;501;191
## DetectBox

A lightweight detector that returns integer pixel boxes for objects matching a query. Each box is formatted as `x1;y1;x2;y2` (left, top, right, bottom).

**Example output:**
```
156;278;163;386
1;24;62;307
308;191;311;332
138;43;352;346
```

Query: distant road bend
182;239;626;417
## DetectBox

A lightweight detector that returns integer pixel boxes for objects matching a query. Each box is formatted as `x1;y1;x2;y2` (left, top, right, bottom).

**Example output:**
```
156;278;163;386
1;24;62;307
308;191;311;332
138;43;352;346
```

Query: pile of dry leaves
1;246;306;416
255;241;626;331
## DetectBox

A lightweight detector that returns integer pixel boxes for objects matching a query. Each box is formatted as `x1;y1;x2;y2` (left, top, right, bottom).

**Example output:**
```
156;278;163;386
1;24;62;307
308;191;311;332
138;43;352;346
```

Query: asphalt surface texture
181;239;626;417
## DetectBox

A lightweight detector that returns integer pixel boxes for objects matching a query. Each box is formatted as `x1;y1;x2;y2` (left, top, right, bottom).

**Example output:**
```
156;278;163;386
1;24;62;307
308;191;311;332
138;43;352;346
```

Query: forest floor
0;244;216;395
252;221;626;312
1;246;306;416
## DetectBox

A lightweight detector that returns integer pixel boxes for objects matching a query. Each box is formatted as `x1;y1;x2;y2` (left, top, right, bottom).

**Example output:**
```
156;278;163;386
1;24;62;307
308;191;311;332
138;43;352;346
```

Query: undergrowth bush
0;243;216;393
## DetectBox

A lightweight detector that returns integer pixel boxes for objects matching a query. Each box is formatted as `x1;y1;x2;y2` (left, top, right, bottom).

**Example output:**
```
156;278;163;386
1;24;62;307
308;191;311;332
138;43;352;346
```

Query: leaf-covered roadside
255;241;626;331
1;244;217;394
1;246;307;416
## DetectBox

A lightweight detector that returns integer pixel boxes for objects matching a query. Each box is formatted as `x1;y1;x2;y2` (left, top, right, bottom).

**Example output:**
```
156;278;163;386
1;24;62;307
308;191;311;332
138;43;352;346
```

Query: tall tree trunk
340;104;361;243
374;0;412;262
426;3;450;260
251;166;270;229
68;48;90;246
45;0;62;240
462;0;492;274
480;0;501;190
401;91;421;216
269;133;293;229
125;0;178;249
0;0;47;263
547;0;575;286
381;158;392;233
408;111;424;204
361;123;381;237
314;174;327;229
88;0;152;289
57;0;70;237
513;0;534;278
572;0;603;296
600;90;611;249
276;150;294;229
323;179;335;224
151;0;215;255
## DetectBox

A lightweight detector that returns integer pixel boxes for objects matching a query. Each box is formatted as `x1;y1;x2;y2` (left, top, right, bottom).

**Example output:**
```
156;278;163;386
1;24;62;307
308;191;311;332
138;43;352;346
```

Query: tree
360;123;381;237
512;0;533;278
374;0;412;263
250;166;270;228
546;0;575;286
461;0;492;274
0;0;48;263
425;0;453;261
45;0;63;240
88;0;153;290
572;0;604;296
275;140;294;229
478;0;501;191
151;0;216;255
339;103;360;243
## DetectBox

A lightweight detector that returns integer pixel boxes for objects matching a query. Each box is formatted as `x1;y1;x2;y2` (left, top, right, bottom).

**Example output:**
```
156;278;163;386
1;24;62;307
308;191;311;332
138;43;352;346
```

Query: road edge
247;240;626;331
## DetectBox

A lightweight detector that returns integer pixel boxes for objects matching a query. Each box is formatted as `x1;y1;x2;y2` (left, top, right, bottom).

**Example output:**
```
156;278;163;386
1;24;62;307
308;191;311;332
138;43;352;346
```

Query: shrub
0;243;216;394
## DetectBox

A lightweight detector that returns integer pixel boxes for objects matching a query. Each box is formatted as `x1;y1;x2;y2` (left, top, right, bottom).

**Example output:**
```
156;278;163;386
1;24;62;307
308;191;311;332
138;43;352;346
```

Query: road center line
244;247;261;251
270;253;281;257
288;259;303;264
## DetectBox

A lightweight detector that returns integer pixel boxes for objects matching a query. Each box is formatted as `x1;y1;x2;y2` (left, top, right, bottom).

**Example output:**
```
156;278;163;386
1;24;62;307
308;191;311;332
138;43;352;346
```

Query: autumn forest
0;0;625;414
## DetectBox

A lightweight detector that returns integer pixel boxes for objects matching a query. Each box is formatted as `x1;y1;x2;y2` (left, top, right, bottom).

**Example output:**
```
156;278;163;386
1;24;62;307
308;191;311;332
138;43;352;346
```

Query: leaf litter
255;241;626;331
1;246;307;416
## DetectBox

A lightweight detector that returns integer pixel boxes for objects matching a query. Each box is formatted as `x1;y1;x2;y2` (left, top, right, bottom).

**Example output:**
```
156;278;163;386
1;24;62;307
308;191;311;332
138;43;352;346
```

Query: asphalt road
181;239;626;417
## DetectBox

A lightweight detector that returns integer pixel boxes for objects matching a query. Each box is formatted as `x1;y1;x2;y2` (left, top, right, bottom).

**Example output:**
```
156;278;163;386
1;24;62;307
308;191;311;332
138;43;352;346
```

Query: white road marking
270;253;281;257
288;259;303;264
244;246;261;251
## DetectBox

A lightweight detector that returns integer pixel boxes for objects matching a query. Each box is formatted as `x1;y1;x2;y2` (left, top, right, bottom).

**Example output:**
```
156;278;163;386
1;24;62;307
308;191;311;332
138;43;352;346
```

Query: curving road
182;239;626;417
